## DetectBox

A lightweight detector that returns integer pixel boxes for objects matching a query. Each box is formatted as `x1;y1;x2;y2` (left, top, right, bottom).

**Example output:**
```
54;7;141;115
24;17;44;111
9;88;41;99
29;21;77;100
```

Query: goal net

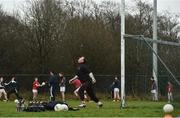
124;35;180;102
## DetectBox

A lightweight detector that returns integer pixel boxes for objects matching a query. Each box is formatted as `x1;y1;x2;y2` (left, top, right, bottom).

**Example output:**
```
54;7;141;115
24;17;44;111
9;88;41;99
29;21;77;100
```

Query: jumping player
70;56;103;108
0;77;8;101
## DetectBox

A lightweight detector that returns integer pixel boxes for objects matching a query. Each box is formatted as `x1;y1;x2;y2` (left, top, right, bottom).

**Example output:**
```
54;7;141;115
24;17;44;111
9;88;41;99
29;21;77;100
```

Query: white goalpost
120;0;158;108
120;0;180;108
120;0;125;108
152;0;158;101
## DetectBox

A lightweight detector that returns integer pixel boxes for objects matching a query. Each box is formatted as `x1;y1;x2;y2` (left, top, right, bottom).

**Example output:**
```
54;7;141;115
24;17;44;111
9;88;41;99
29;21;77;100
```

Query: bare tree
23;0;67;73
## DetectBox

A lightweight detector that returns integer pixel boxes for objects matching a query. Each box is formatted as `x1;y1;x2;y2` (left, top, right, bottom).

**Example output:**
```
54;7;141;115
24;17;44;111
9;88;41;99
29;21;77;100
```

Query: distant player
109;81;115;99
48;71;58;101
70;56;103;108
0;77;8;101
112;76;120;102
59;73;66;102
6;77;22;100
32;77;45;101
150;77;158;101
167;81;173;103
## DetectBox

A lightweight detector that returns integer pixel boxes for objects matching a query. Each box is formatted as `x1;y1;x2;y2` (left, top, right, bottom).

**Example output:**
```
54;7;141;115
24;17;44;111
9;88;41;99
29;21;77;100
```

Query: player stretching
70;56;103;108
6;77;22;100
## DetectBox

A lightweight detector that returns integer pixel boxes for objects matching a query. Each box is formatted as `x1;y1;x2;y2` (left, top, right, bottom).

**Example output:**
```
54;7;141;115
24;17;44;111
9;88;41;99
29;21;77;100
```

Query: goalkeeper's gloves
89;72;96;84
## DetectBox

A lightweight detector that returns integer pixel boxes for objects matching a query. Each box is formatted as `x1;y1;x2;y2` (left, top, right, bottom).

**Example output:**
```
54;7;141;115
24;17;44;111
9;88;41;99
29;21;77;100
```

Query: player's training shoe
78;103;86;108
97;101;103;108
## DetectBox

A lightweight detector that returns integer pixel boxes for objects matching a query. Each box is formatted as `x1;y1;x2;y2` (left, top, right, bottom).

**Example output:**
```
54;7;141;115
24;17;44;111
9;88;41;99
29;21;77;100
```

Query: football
163;104;174;113
41;82;46;86
14;99;19;104
54;104;68;111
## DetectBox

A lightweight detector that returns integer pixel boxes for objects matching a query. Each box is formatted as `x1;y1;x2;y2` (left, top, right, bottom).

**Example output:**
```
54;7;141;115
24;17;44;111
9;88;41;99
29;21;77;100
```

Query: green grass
0;100;179;117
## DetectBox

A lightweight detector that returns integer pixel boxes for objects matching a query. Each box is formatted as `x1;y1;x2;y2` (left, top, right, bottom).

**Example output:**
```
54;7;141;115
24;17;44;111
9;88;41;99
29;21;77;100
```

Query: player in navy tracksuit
48;71;58;101
70;56;103;108
6;77;22;100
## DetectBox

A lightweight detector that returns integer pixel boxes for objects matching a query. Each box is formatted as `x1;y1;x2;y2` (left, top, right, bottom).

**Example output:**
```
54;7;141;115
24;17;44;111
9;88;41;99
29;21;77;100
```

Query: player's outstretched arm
69;75;78;84
5;81;11;86
39;82;46;87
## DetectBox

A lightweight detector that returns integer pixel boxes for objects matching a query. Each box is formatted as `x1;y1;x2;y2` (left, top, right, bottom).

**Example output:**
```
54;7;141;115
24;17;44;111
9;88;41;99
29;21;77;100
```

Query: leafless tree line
0;0;179;76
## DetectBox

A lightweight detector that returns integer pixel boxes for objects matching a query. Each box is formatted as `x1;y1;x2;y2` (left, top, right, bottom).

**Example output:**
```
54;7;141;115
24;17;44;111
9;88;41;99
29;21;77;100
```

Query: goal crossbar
124;34;180;47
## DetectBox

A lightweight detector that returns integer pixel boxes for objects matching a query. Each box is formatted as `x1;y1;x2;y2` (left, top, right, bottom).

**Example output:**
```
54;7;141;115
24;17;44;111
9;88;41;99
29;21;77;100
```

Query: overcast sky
0;0;180;15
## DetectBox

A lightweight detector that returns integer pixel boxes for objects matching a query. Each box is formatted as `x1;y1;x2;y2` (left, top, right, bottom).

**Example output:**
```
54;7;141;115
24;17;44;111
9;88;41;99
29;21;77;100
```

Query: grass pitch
0;100;179;117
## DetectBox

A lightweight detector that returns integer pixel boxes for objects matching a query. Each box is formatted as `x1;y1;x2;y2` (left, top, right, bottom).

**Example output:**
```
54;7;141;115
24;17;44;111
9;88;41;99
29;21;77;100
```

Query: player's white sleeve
89;72;96;84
